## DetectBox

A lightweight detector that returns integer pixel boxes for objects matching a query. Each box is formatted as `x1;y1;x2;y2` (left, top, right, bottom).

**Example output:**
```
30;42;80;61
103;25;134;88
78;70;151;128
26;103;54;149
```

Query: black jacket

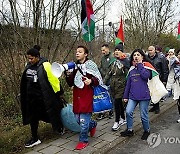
148;53;169;82
20;57;63;131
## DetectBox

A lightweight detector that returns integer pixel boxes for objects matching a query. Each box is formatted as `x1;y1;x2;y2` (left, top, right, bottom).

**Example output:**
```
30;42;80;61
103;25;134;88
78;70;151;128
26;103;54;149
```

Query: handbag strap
76;65;84;76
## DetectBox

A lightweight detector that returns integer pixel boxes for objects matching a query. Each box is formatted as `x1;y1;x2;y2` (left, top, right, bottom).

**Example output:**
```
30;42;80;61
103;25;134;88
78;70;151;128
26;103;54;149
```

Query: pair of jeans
126;99;150;132
75;113;96;142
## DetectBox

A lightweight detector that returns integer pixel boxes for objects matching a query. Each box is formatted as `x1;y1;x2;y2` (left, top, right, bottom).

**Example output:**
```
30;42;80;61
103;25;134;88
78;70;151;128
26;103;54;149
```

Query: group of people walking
19;43;180;150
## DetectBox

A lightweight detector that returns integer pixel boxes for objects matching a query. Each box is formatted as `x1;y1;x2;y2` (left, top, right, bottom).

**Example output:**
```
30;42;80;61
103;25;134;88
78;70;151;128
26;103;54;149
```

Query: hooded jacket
123;63;151;100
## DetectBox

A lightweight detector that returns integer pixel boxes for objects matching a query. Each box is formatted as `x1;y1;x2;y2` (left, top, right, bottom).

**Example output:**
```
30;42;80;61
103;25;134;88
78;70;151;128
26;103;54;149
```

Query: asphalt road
106;105;180;154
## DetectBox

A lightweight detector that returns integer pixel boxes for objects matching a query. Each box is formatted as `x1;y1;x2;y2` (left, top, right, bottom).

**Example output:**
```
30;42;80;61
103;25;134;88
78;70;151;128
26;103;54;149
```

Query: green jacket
99;52;115;79
104;59;128;99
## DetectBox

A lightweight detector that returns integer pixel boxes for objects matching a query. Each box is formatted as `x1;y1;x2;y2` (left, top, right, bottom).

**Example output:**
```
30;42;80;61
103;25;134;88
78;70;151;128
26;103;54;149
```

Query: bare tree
124;0;178;51
0;0;114;115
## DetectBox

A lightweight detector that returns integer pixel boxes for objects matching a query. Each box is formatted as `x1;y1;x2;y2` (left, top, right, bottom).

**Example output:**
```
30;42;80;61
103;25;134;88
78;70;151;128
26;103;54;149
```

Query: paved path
26;97;176;154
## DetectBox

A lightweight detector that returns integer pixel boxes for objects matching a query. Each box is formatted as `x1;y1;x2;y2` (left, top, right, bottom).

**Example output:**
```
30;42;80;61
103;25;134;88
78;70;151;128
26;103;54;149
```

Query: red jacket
66;69;99;113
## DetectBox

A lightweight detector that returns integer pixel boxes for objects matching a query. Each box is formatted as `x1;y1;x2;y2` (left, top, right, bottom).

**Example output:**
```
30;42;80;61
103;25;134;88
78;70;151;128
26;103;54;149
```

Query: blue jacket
123;63;151;100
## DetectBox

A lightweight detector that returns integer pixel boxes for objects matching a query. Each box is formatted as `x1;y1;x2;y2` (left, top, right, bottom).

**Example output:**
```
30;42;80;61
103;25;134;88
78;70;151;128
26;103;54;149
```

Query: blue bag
93;85;113;113
60;104;80;132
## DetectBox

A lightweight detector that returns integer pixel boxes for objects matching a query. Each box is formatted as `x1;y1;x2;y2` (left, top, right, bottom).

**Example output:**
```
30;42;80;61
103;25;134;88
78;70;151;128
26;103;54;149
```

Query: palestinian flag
178;21;180;40
127;62;158;78
115;17;124;46
81;0;95;42
143;62;158;77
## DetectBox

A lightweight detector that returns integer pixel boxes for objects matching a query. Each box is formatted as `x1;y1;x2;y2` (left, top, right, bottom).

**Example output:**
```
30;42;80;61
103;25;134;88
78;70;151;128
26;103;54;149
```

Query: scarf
74;60;104;89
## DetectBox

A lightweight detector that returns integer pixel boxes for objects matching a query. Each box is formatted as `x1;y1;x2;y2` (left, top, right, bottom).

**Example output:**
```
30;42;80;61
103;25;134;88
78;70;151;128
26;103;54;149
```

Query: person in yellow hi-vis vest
20;47;64;148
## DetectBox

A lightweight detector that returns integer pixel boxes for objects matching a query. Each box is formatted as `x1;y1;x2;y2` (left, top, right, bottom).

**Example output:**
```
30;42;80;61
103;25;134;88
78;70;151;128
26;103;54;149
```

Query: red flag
115;17;124;45
178;21;180;40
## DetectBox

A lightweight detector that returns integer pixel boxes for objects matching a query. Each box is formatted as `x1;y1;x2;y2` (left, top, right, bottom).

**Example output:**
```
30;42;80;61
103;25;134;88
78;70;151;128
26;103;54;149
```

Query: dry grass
0;116;63;154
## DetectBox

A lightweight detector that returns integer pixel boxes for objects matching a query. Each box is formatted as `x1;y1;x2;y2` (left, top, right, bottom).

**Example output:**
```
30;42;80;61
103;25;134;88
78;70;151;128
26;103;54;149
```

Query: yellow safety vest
43;62;60;93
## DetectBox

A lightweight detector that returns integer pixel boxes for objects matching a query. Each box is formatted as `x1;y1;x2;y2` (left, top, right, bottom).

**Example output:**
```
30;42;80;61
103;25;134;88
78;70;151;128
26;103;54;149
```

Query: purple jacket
123;63;151;100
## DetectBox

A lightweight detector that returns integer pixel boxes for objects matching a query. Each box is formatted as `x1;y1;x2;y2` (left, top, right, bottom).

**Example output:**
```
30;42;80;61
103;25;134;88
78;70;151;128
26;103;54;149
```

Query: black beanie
115;43;124;52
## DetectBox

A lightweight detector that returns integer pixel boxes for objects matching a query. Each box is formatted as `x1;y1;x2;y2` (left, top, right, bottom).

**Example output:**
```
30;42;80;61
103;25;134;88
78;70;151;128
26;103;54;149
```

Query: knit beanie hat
168;49;175;54
115;43;124;52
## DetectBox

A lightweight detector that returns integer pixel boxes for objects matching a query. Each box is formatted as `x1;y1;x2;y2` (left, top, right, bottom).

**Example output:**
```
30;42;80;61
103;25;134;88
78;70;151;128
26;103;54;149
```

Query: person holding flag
121;49;153;140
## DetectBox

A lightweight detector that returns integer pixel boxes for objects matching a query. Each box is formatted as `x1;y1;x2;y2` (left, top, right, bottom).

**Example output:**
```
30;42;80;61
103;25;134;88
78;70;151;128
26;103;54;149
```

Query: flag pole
88;25;94;60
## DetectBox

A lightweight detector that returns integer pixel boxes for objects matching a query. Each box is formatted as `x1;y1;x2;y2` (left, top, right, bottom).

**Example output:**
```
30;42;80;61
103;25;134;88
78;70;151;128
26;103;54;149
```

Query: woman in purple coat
121;49;152;140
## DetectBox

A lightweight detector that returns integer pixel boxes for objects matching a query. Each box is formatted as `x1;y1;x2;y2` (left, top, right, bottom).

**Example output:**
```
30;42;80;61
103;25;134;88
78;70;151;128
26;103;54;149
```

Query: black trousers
153;102;160;110
30;120;39;139
114;98;125;122
177;97;180;115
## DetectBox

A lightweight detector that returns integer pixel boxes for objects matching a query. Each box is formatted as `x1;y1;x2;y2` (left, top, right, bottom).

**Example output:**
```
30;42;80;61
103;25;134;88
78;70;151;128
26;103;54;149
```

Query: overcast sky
106;0;124;23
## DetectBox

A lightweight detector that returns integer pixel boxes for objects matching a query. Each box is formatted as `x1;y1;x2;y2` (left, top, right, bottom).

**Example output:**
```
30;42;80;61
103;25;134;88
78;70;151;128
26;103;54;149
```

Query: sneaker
119;118;127;126
112;122;120;131
96;113;105;120
141;131;150;140
108;111;114;119
120;129;134;137
149;107;155;112
155;109;160;114
55;127;65;135
25;138;41;148
177;118;180;123
75;142;88;150
160;98;165;102
90;122;97;137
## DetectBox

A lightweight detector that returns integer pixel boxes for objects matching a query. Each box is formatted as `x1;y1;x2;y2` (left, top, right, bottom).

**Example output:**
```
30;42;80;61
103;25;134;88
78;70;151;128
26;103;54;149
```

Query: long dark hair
130;49;152;66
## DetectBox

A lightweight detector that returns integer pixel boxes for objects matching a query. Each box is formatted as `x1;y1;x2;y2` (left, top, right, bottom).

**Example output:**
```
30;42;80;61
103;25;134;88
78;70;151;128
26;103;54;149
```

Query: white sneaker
112;122;120;131
25;138;41;148
119;118;127;126
177;118;180;123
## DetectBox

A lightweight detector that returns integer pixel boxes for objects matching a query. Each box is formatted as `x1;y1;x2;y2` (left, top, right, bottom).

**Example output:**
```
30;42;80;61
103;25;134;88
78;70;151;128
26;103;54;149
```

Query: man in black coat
20;47;64;148
147;46;169;114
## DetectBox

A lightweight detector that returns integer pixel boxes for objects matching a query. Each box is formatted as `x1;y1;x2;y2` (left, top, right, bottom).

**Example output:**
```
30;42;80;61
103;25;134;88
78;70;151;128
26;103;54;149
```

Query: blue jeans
126;99;150;132
75;113;97;142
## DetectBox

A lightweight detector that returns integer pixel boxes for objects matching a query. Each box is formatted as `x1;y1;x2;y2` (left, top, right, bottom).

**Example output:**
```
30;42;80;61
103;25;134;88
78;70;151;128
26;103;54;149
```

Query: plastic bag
93;85;113;113
148;75;168;104
60;104;80;132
